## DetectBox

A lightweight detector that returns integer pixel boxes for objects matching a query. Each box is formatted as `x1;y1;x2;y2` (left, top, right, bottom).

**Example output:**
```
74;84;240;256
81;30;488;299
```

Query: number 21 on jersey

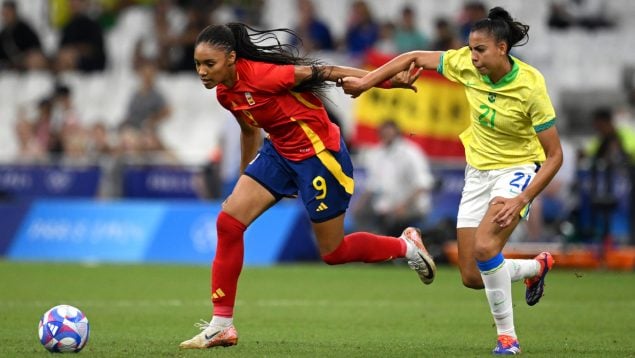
478;104;496;128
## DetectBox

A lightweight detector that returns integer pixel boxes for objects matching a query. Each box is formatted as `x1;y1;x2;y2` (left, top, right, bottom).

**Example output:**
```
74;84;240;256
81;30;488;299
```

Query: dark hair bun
488;7;513;22
472;6;530;52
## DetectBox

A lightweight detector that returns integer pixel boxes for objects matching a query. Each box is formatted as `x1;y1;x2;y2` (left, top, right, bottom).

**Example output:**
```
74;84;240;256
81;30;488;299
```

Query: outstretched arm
294;65;369;83
340;51;443;98
293;64;421;92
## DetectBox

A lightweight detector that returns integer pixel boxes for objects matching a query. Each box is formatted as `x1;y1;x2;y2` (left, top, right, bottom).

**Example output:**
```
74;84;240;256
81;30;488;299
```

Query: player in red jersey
179;23;436;349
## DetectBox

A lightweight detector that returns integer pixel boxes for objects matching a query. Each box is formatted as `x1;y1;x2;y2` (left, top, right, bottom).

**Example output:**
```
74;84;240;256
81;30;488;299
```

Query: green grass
1;261;634;357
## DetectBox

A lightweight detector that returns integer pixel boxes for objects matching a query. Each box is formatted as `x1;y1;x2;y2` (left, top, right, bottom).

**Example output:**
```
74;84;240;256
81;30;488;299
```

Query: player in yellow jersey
340;6;563;355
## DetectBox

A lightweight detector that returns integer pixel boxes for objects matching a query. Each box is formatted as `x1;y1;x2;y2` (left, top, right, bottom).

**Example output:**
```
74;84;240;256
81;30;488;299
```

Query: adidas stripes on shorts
244;138;354;223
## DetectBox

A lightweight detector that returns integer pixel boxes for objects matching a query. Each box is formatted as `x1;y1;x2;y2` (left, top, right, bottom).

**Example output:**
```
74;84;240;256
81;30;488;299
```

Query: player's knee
473;240;497;262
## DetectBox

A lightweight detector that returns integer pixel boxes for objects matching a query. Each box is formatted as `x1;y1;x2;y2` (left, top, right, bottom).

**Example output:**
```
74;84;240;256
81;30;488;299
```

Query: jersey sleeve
528;74;557;132
248;61;296;93
436;47;470;84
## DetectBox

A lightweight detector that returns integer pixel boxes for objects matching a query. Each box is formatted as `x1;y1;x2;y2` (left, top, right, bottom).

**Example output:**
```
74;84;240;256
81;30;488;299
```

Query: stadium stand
1;0;635;266
2;0;634;163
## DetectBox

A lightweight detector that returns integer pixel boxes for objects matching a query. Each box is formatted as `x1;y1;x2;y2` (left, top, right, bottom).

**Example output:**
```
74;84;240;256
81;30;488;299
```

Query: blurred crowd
13;59;174;166
4;0;625;166
4;0;480;167
3;0;634;244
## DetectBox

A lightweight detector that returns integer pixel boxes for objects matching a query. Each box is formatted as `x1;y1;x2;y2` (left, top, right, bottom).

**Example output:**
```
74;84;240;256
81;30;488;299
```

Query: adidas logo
48;323;59;335
315;202;328;212
212;288;226;300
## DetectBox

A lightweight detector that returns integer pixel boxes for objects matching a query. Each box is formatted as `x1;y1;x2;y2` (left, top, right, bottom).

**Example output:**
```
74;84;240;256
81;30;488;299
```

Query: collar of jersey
481;56;519;89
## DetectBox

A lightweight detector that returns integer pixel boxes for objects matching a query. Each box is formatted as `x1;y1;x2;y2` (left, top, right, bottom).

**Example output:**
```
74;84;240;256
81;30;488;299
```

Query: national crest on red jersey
215;59;341;161
244;92;255;105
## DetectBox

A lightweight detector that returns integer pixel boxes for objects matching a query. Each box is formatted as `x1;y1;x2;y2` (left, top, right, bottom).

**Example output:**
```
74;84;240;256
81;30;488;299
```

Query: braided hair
195;23;331;95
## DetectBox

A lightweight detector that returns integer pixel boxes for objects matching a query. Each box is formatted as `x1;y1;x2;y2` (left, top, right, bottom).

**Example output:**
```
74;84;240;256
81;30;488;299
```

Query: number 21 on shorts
509;172;532;194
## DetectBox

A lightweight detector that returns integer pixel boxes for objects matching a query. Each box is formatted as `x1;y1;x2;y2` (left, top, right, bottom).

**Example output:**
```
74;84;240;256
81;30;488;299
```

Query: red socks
211;213;407;317
211;211;246;318
321;232;406;265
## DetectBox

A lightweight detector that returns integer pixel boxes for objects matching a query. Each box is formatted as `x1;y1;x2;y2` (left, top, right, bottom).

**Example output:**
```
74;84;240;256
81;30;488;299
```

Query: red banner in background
352;52;470;159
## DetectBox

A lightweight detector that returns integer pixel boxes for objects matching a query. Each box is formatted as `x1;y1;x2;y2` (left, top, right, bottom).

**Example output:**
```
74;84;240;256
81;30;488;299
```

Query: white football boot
179;320;238;349
400;227;436;285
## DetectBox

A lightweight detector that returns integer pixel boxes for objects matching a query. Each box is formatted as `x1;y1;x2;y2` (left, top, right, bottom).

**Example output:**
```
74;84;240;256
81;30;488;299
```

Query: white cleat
179;320;238;349
400;227;436;285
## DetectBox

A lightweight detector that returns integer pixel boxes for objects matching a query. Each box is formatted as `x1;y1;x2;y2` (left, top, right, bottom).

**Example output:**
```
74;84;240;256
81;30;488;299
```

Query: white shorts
456;163;540;228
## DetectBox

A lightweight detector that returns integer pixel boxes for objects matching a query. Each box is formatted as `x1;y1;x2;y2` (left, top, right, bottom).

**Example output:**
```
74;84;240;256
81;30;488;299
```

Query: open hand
490;196;524;228
390;61;421;92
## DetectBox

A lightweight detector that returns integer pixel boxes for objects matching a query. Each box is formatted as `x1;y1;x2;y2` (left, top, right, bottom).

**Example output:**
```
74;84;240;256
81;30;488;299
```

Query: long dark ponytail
195;23;331;95
471;7;530;53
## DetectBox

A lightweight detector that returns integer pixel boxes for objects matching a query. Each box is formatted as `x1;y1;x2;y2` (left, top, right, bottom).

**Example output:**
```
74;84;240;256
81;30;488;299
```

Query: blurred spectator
457;1;486;44
50;84;80;129
88;122;115;160
14;116;47;163
114;124;177;165
527;138;578;241
548;0;615;31
0;0;47;71
168;4;209;72
547;2;574;30
344;0;379;59
430;17;462;51
59;122;90;165
115;125;144;162
33;97;68;160
586;107;635;244
50;84;88;163
394;6;428;52
291;0;334;53
50;84;81;157
140;127;178;164
587;107;635;174
55;0;106;72
352;120;434;237
120;60;171;134
135;0;187;71
372;21;397;55
228;0;264;26
117;59;176;164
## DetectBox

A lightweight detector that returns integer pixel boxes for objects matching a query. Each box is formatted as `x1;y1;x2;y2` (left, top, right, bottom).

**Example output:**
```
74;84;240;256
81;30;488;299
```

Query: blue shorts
244;138;354;222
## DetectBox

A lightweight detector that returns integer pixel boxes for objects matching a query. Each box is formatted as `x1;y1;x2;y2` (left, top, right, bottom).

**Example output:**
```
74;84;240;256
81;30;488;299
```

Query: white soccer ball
38;304;90;353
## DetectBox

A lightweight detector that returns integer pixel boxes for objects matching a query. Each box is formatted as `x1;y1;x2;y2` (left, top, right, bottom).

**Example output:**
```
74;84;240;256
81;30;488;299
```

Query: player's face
468;30;507;76
194;43;236;89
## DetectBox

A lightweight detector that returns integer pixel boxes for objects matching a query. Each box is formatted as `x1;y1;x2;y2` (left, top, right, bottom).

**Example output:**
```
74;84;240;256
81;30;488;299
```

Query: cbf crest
488;92;496;103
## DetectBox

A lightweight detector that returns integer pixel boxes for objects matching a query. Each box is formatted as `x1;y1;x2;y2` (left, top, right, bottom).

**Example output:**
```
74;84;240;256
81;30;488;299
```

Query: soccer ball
38;305;90;353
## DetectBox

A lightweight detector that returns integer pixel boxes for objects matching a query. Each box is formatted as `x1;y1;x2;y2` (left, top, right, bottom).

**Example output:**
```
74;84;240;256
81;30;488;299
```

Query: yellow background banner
354;72;470;140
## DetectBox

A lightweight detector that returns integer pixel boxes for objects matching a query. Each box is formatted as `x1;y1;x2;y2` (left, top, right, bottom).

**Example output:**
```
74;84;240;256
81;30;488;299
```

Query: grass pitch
1;260;634;357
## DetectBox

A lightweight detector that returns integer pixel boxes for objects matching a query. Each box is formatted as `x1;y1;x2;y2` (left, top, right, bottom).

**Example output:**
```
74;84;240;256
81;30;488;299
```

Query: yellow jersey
437;47;556;170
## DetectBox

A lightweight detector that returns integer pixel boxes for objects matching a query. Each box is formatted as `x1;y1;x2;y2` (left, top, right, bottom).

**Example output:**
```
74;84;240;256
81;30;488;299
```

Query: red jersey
216;58;341;161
